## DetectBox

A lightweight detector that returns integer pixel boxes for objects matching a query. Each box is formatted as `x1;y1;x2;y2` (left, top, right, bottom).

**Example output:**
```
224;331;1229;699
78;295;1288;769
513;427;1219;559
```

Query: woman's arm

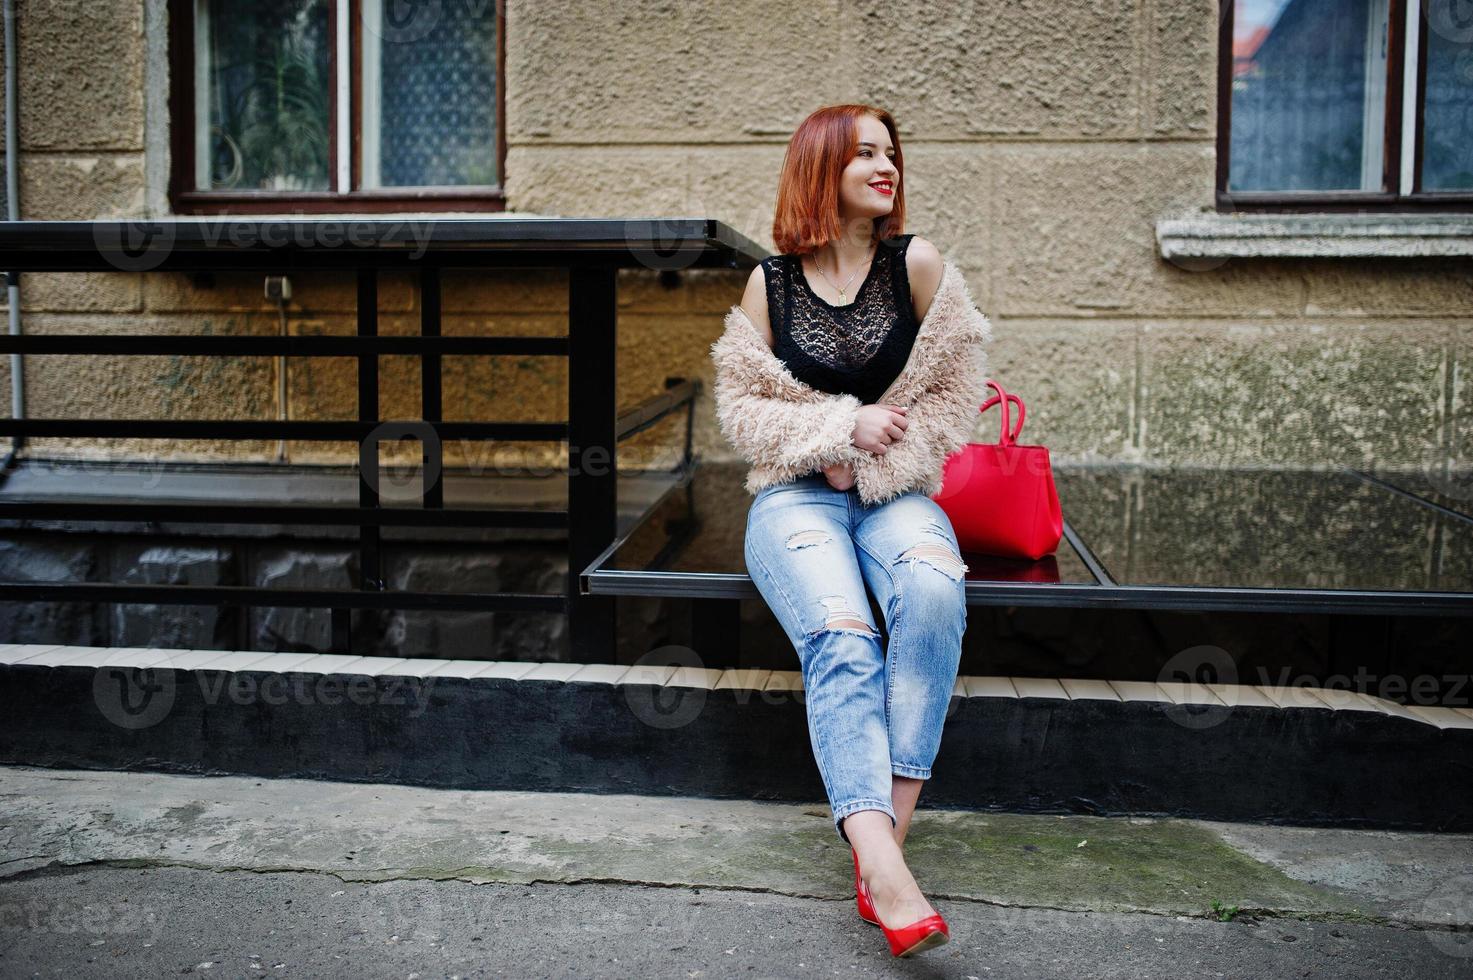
907;236;945;324
736;264;775;350
850;255;994;505
852;337;988;483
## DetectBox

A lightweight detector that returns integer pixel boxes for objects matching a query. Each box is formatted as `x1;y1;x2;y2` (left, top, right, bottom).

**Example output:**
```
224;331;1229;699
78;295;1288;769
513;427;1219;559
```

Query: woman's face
836;114;899;226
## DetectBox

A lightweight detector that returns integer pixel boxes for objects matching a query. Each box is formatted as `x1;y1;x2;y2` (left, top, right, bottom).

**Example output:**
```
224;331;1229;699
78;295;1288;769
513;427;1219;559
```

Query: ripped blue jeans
742;471;970;844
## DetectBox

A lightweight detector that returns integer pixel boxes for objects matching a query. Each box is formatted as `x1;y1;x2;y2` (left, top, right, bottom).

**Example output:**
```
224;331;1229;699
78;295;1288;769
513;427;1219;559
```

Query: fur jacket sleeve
709;258;993;507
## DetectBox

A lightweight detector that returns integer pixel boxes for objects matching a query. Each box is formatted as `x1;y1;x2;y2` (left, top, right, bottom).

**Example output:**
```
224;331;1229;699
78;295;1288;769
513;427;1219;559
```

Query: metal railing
0;218;761;658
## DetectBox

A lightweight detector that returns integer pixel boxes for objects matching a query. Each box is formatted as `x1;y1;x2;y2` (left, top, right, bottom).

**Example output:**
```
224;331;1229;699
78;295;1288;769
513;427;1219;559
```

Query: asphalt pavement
1;766;1469;978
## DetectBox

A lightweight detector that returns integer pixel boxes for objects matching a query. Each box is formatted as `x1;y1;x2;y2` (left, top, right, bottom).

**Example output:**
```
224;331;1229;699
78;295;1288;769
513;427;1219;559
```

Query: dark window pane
197;0;332;192
362;0;499;188
1229;0;1389;192
1420;7;1473;191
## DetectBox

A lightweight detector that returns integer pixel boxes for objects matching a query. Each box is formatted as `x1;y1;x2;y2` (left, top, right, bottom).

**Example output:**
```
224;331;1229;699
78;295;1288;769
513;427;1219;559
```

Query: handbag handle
979;379;1025;447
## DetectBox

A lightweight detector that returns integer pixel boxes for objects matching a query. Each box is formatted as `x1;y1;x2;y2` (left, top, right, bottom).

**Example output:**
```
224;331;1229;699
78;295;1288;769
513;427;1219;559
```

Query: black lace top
757;234;920;481
761;233;920;409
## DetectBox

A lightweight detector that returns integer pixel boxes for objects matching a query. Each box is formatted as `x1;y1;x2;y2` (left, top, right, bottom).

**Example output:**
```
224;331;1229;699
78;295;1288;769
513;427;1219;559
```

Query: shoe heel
852;849;880;927
880;912;949;958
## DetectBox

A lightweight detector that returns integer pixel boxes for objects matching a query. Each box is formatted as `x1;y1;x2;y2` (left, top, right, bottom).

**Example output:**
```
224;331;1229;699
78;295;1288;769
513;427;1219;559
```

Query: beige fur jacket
710;259;993;507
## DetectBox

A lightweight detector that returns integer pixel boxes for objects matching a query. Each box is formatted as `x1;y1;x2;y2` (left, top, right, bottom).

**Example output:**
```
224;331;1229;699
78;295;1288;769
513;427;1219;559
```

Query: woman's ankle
845;810;902;864
858;845;914;897
866;865;936;925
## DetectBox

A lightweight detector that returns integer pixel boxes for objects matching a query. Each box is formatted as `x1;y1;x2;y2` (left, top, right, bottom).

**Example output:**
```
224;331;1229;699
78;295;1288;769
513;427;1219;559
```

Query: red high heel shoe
852;849;880;927
879;909;949;958
852;850;950;957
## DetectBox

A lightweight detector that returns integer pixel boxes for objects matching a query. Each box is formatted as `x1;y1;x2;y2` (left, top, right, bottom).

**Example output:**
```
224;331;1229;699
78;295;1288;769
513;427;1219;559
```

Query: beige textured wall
3;0;1471;473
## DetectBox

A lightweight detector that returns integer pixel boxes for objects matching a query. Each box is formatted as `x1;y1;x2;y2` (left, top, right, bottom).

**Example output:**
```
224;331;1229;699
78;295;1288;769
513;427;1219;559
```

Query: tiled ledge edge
4;644;1469;731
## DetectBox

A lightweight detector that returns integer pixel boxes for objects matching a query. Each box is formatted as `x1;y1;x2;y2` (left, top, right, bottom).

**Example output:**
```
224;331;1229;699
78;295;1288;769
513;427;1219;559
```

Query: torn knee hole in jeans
785;528;831;550
897;542;969;581
816;594;878;636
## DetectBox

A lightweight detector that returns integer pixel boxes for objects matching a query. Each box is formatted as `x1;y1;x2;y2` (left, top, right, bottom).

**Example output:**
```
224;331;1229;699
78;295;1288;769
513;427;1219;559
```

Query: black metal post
348;266;383;652
421;263;444;510
568;267;617;663
691;597;741;663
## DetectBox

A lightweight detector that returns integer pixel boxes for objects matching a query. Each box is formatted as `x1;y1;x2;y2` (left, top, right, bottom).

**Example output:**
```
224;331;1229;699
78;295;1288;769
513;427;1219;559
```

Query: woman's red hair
772;104;906;256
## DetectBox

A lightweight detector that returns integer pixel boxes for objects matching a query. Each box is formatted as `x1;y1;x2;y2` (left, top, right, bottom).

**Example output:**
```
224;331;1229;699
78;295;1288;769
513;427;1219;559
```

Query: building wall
2;0;1470;475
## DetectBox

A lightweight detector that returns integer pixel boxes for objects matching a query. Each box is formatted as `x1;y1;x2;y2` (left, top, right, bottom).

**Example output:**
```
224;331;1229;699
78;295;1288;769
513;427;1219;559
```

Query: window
1219;0;1472;210
168;0;505;213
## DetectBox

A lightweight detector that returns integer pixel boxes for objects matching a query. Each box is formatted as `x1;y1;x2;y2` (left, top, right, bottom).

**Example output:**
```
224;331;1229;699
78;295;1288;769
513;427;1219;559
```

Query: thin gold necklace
813;242;876;305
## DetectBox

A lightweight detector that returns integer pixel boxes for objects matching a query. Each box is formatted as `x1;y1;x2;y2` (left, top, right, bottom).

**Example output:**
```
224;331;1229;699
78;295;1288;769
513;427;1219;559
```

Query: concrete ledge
1155;211;1473;260
1;645;1469;830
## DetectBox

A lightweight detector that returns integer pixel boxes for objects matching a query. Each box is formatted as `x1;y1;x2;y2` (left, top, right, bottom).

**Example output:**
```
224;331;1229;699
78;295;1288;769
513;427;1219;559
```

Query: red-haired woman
712;104;992;958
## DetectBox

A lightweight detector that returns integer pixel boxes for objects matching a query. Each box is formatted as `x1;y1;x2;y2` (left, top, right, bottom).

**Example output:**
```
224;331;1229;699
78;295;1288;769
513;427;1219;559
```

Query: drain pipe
266;275;292;462
2;0;23;476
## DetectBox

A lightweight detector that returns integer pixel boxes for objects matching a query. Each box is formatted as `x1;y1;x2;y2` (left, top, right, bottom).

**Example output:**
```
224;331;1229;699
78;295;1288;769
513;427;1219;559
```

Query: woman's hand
850;404;909;454
822;460;856;491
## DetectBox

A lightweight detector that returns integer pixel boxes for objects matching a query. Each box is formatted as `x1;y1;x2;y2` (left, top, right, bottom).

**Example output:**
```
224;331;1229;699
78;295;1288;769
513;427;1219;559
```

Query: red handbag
929;380;1063;560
